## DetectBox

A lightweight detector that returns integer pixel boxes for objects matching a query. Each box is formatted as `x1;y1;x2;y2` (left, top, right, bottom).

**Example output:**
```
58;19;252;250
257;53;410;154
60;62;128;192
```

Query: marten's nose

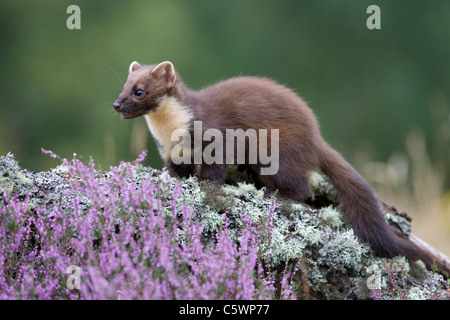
113;101;121;111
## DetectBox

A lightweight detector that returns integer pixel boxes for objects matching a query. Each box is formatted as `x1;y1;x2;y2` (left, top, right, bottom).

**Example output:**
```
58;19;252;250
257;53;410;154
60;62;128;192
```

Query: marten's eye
134;90;143;97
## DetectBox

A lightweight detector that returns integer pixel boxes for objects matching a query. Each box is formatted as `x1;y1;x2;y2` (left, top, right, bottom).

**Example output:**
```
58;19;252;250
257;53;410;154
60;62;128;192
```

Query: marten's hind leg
199;163;227;184
257;166;310;203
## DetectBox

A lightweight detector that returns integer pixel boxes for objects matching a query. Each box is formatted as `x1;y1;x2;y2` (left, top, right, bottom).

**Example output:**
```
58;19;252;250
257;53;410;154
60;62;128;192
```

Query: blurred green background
0;1;449;253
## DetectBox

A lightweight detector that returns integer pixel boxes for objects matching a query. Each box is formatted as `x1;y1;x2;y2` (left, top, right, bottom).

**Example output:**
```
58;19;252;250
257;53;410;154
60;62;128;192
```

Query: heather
0;151;448;300
0;151;300;299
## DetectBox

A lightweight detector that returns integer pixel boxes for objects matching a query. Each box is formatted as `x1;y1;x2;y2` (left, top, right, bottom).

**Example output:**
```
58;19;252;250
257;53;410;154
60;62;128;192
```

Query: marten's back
191;76;320;140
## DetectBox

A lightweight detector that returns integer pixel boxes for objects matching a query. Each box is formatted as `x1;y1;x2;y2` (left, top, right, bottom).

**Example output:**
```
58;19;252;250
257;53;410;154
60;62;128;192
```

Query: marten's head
113;61;177;119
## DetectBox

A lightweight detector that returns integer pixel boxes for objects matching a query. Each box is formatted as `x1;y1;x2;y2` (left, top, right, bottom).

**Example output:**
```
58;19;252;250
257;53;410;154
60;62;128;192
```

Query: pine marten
113;60;433;266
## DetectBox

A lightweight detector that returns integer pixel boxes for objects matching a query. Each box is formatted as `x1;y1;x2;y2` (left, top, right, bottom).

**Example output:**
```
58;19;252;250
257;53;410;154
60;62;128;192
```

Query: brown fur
114;61;434;266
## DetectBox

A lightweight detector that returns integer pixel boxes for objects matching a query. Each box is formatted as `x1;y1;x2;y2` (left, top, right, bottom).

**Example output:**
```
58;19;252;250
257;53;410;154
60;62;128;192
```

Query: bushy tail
319;142;433;267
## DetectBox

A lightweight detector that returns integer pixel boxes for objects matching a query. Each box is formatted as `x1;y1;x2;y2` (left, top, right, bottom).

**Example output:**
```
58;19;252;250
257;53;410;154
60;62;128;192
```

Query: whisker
106;65;124;86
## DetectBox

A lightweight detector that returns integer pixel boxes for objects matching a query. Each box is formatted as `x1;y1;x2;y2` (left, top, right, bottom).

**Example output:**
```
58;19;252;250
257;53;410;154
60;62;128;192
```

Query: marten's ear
152;61;176;88
129;61;142;73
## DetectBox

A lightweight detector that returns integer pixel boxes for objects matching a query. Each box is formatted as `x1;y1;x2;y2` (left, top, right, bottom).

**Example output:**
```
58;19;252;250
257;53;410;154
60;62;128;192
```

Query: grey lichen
308;171;339;204
319;206;344;228
0;152;448;300
318;229;371;272
385;212;411;235
407;286;428;300
0;153;33;194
